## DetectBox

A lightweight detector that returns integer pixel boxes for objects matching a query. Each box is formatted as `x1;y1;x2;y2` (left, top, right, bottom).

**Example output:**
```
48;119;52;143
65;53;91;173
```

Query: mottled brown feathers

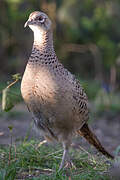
21;11;114;170
78;123;114;159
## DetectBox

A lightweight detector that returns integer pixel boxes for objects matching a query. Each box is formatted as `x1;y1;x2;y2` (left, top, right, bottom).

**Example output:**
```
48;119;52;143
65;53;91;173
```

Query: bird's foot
58;160;76;172
64;160;76;170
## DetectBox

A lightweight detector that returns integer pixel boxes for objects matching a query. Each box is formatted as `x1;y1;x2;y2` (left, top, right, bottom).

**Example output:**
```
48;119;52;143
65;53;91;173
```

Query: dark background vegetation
0;0;120;179
0;0;120;85
0;0;120;146
1;0;120;112
0;0;120;147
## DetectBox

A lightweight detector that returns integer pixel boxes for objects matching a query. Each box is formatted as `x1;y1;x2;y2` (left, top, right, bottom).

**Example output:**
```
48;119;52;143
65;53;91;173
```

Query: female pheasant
21;11;114;170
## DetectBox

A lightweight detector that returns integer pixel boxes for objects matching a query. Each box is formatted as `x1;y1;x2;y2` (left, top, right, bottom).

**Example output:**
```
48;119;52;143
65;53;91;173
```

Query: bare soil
0;103;119;154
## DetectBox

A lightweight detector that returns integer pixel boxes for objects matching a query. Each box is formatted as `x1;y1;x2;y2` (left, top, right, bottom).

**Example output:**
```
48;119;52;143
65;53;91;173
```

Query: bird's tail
77;123;114;159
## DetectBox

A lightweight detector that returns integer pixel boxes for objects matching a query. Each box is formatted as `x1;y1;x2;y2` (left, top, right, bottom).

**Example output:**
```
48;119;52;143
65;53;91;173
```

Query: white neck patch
29;25;45;44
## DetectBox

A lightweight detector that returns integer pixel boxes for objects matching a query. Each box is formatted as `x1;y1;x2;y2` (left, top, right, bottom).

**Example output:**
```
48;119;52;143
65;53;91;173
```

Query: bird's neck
33;28;54;52
28;28;58;66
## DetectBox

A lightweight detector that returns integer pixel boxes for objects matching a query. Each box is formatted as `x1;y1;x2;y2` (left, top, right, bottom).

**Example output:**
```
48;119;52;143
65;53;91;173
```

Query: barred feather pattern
21;11;113;160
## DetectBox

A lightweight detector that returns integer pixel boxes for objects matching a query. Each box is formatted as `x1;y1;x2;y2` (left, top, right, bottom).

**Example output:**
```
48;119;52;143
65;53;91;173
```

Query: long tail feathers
77;123;114;159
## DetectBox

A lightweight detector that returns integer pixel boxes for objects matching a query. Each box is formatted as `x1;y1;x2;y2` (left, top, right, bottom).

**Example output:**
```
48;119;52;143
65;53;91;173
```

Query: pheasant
21;11;114;170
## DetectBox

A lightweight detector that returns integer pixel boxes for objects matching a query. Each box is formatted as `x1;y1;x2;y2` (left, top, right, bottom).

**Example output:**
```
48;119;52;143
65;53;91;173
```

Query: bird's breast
21;64;62;109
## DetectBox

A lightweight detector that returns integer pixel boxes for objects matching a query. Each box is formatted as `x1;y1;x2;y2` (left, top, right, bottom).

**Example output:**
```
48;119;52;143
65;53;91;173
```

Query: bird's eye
38;16;45;23
38;16;43;21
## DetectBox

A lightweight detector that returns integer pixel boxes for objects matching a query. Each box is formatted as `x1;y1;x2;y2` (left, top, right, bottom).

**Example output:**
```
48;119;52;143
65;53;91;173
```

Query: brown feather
77;123;114;159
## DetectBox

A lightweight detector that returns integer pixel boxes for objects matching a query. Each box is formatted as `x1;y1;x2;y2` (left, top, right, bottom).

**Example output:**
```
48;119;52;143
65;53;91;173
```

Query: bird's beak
24;20;32;28
24;20;28;28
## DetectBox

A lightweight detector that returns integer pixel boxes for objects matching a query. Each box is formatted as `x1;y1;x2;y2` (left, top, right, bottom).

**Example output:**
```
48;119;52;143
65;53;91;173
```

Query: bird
21;11;114;170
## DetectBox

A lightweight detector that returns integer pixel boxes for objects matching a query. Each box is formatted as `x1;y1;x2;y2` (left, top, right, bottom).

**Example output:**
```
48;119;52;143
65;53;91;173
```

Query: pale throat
29;25;53;48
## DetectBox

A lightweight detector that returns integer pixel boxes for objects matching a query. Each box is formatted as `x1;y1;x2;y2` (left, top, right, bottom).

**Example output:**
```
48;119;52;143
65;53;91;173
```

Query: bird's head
24;11;52;33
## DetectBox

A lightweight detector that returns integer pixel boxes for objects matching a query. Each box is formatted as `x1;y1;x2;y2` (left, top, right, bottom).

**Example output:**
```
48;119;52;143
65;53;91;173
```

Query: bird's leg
59;142;70;171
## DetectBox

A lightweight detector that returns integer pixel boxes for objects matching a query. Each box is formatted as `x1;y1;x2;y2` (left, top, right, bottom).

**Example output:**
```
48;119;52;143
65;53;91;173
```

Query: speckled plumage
21;11;113;170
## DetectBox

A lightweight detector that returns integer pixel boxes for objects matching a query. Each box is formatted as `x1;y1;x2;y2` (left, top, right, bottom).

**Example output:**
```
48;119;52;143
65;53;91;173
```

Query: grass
0;79;118;179
0;139;112;180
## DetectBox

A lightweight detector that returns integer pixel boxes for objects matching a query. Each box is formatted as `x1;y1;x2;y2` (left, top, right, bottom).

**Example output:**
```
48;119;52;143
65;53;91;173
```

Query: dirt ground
0;103;119;154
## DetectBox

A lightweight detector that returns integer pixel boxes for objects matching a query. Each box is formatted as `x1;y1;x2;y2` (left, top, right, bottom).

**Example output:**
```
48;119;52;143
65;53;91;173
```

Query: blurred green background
0;1;120;178
0;0;120;179
0;0;120;113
